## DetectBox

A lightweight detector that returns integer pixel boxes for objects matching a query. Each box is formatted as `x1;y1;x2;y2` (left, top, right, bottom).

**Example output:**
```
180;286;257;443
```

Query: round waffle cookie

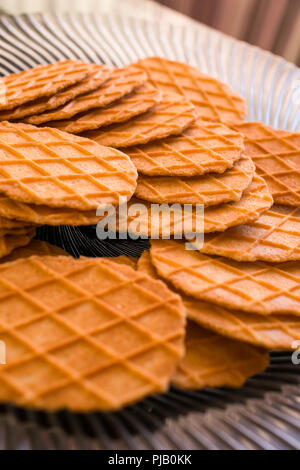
0;216;33;230
135;56;247;124
119;175;273;237
233;122;300;207
48;83;162;134
1;239;69;263
0;227;36;260
138;251;300;350
150;239;300;315
135;154;255;206
201;205;300;262
0;64;113;121
26;66;147;125
0;60;93;111
83;93;197;148
0;256;185;412
0;194;99;226
0;121;138;211
137;252;269;389
172;321;269;390
125;120;245;177
184;297;300;351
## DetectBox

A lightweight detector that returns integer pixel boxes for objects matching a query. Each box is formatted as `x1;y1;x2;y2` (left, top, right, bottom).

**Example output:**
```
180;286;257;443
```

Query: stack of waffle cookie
0;57;299;413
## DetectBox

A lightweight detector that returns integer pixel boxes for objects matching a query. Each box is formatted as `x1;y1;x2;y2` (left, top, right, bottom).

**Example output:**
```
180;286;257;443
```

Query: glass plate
0;12;299;450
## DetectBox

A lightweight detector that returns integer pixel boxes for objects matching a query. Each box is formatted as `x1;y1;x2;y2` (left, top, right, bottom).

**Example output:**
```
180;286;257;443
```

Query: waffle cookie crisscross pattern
0;256;185;411
150;239;300;315
137;251;269;389
26;66;147;125
126;120;245;176
234;122;300;206
172;321;269;390
123;175;272;237
202;205;300;262
48;83;162;134
0;122;137;210
135;57;247;124
0;194;99;226
0;64;113;121
184;298;300;350
84;93;197;148
0;61;92;111
135;154;255;206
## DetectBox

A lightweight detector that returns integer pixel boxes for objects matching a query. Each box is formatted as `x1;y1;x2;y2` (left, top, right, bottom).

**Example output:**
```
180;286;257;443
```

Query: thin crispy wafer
172;322;269;390
0;228;36;260
138;250;300;350
0;61;92;111
184;297;300;351
48;83;162;134
83;93;197;148
125;120;245;177
135;154;255;206
233;122;300;206
120;175;273;237
107;255;138;269
0;194;99;226
26;66;147;125
0;64;113;121
137;252;269;389
0;122;137;211
1;239;69;263
150;239;300;315
201;205;300;262
0;216;33;230
135;57;247;124
0;256;185;411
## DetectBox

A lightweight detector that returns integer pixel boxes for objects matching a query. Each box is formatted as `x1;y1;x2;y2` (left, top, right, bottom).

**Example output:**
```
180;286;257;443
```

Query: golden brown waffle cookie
48;83;162;134
126;120;245;177
172;321;269;390
26;66;147;125
184;298;300;351
0;228;36;260
0;122;137;211
120;175;273;237
0;226;34;237
0;256;185;411
201;205;300;262
0;194;99;226
83;93;197;148
135;154;255;206
138;251;300;350
108;255;138;269
135;57;247;124
150;239;300;315
233;122;300;206
1;240;69;263
0;61;92;111
137;252;269;388
0;216;32;230
0;64;113;121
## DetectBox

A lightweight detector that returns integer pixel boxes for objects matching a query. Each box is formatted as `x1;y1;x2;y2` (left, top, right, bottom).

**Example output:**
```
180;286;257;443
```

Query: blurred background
158;0;300;65
0;0;299;65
